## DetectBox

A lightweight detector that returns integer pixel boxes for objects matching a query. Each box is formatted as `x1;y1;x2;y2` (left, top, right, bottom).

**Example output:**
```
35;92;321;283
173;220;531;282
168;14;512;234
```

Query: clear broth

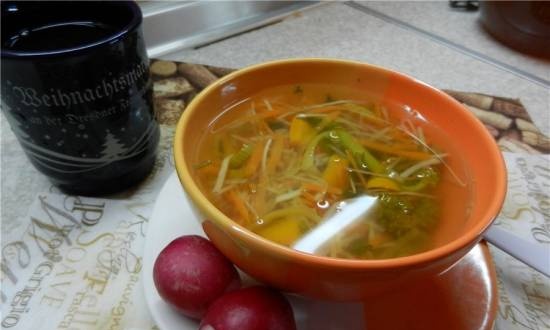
193;83;472;259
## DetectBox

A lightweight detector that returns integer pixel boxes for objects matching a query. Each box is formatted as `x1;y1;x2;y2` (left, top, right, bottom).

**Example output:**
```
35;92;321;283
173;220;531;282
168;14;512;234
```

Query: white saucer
142;172;497;330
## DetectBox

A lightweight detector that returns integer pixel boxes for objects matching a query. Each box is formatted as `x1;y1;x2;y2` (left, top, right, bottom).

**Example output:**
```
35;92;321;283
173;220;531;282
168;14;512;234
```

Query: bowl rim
174;57;507;270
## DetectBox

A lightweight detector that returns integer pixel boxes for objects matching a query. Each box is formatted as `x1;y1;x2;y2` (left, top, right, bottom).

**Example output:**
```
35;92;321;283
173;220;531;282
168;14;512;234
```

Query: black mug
1;1;160;195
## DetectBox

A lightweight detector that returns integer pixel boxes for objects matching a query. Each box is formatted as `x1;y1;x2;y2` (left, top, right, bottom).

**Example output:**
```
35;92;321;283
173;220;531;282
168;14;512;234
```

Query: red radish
153;235;241;319
199;286;297;330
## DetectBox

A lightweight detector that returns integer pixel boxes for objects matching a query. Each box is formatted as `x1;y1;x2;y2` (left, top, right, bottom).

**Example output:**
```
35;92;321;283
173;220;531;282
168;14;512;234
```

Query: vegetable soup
193;84;471;260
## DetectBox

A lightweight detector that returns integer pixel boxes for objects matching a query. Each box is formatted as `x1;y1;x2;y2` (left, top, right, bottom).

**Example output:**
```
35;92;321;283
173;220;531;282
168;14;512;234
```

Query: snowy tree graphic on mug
101;131;128;160
10;120;157;174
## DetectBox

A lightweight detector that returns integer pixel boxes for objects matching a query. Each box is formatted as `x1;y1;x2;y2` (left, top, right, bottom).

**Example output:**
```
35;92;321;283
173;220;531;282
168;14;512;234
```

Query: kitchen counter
163;2;549;136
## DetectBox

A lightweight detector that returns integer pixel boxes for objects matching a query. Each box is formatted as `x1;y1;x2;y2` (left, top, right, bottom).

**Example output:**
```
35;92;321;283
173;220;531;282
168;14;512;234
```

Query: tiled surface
163;2;549;135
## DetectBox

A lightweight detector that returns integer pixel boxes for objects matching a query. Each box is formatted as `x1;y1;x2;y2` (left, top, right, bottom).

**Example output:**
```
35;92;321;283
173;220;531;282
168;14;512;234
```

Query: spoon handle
484;226;550;277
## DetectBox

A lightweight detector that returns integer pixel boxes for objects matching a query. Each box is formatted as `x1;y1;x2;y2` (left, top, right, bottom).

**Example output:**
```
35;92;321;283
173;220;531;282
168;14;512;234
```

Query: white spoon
293;197;550;277
293;196;377;254
483;226;550;277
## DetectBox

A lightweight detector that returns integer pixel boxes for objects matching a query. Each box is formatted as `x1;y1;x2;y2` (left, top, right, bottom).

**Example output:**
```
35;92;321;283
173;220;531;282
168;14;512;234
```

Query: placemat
150;60;549;155
1;59;548;330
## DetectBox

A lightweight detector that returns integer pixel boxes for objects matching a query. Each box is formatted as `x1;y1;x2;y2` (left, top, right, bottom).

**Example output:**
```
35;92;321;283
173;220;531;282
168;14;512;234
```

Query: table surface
1;2;549;330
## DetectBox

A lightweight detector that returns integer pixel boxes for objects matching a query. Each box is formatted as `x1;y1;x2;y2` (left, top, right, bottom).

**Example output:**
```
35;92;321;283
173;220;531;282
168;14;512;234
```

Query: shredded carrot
309;105;344;114
224;190;249;225
220;107;293;129
266;134;284;173
302;182;325;192
359;139;433;160
253;177;268;216
389;129;419;146
358;113;387;127
301;191;318;205
258;106;290;119
244;142;265;177
300;198;316;210
369;232;392;247
302;182;342;196
316;110;341;130
341;103;388;127
197;163;220;177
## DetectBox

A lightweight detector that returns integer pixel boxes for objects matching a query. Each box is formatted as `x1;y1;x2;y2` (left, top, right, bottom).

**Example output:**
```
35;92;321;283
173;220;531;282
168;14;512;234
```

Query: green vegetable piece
375;193;439;237
301;129;386;174
301;131;331;170
301;116;323;128
374;228;429;259
346;238;369;256
267;120;287;131
401;167;440;192
229;144;253;169
329;130;385;174
193;160;213;169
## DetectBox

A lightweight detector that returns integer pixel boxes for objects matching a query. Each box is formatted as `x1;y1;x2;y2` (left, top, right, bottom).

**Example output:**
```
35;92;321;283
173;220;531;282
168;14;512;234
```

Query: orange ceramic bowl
174;58;506;301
